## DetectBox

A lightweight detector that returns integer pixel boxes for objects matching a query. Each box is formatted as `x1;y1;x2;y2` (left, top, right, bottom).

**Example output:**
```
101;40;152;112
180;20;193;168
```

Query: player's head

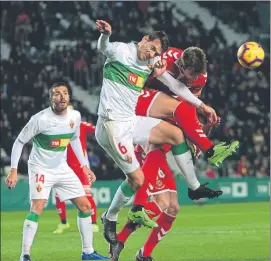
137;31;169;61
49;81;70;114
175;47;207;81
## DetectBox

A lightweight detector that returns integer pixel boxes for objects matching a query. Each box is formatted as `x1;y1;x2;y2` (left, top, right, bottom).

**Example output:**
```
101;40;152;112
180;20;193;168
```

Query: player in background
5;82;109;261
53;105;99;234
96;20;221;245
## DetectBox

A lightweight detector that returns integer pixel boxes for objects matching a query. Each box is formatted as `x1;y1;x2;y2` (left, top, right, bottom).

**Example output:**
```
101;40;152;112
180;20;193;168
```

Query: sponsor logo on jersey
50;138;70;148
127;73;144;88
69;120;75;129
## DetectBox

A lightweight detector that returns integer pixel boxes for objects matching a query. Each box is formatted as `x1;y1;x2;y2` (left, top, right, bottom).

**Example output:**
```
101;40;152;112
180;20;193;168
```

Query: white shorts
95;116;161;174
28;164;85;201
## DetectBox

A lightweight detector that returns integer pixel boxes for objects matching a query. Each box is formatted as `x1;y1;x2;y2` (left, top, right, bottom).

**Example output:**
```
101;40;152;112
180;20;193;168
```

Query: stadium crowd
1;1;270;180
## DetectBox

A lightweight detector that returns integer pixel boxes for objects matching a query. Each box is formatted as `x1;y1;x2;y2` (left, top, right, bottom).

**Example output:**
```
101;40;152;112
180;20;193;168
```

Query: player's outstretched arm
96;20;117;59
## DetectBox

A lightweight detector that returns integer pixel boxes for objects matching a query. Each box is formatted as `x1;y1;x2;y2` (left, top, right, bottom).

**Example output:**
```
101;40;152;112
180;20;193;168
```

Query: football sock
174;102;213;152
172;141;200;190
106;181;135;221
21;211;39;256
77;212;94;254
142;212;176;257
87;195;97;223
144;201;162;219
55;194;67;224
133;149;166;207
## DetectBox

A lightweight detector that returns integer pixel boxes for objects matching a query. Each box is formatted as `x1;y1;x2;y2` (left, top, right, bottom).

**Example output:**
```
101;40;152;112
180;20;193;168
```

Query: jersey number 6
118;143;128;154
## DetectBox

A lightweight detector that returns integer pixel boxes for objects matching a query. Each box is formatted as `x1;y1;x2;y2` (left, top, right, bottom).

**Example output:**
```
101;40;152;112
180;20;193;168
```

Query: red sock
117;221;139;243
133;149;166;206
87;195;97;223
142;212;176;257
144;201;162;219
174;102;213;152
55;194;67;223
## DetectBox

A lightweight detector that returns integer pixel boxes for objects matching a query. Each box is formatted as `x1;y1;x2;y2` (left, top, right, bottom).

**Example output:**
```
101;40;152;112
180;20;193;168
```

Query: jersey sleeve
71;111;82;141
97;34;123;61
17;115;40;144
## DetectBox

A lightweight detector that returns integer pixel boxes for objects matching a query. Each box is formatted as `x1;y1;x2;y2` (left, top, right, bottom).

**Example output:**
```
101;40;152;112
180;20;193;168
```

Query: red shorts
148;160;177;195
136;89;161;116
134;145;177;195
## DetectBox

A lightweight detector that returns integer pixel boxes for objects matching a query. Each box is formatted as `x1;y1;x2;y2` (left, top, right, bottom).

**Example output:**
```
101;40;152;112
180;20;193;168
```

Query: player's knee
170;127;185;145
155;198;170;211
78;201;92;213
127;169;144;190
167;203;180;216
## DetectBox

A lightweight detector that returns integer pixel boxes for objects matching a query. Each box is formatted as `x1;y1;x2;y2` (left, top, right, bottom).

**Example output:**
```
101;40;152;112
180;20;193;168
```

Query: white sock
173;150;200;190
106;186;132;221
21;219;38;256
77;214;94;254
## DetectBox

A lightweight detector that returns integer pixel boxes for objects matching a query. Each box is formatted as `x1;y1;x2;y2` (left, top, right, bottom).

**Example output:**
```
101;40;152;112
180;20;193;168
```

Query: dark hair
180;47;207;75
49;81;71;98
147;31;169;53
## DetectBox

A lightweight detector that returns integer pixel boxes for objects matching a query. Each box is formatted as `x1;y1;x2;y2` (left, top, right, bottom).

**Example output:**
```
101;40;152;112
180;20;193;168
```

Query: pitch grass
1;202;270;261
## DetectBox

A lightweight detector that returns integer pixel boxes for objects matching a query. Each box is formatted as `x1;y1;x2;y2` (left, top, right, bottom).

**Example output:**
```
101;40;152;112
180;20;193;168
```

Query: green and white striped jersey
98;41;159;121
17;107;81;169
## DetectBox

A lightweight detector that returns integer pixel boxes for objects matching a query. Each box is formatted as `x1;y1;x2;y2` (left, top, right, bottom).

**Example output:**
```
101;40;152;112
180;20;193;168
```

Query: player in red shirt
53;108;99;234
108;47;239;260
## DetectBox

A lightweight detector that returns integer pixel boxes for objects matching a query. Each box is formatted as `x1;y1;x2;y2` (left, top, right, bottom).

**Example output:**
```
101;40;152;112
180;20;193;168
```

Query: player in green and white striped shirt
5;82;109;261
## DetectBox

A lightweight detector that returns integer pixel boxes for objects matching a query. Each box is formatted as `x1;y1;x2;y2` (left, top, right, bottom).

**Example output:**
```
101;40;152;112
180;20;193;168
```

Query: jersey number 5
35;174;45;183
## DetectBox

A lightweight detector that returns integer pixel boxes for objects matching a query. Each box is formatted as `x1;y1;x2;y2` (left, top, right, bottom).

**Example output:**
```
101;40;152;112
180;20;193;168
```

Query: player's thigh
149;92;180;119
148;120;185;145
136;89;161;117
54;165;86;202
96;117;140;174
133;116;162;145
167;191;180;215
28;164;56;201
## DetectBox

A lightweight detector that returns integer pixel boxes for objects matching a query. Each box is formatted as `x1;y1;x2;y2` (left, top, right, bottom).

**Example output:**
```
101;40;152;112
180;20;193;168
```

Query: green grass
1;202;270;261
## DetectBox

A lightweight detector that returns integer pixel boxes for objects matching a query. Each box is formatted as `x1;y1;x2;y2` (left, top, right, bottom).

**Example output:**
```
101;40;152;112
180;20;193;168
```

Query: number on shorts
118;143;128;154
35;174;45;183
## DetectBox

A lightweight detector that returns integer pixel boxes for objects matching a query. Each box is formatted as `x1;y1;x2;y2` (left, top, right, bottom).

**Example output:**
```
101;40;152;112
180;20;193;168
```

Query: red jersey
67;121;95;169
146;47;207;95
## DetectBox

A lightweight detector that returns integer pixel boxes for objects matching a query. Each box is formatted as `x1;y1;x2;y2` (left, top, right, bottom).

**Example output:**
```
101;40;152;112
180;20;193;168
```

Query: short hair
49;81;71;98
177;47;207;75
147;31;169;53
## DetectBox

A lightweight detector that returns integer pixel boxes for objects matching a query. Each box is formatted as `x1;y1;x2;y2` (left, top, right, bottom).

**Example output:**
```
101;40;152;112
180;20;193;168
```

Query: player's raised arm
96;20;117;59
6;116;40;189
156;71;218;124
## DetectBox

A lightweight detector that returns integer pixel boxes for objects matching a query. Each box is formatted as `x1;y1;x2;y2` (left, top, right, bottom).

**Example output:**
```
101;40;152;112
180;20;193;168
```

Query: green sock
171;141;189;155
26;211;40;222
120;180;135;197
78;212;91;218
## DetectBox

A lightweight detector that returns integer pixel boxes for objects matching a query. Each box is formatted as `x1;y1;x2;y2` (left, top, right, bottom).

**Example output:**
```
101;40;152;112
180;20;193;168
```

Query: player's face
51;86;70;114
137;37;162;61
178;64;198;82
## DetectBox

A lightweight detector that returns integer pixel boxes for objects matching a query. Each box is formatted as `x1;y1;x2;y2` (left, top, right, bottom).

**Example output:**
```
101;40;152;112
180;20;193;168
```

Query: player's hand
198;103;219;125
96;20;112;35
191;144;202;158
82;166;96;184
152;59;167;77
5;168;18;190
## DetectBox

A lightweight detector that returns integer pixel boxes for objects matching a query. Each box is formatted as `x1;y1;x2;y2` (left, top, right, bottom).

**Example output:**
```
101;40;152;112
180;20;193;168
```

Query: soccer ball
237;42;265;69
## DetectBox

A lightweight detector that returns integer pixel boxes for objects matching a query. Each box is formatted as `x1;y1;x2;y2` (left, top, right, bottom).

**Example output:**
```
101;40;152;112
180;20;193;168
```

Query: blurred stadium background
1;1;270;261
